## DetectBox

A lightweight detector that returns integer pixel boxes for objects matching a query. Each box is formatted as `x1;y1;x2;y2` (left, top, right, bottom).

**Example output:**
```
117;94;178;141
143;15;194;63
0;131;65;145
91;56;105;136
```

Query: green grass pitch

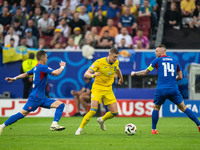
0;117;200;150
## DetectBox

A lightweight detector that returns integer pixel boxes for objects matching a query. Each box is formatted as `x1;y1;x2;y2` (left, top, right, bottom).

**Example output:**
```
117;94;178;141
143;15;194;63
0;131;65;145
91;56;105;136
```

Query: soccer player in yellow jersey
75;47;123;135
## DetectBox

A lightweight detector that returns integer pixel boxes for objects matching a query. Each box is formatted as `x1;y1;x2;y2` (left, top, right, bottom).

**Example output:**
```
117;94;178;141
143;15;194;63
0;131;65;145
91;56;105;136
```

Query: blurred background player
0;50;66;136
71;77;93;116
21;52;38;98
75;47;123;135
131;45;200;134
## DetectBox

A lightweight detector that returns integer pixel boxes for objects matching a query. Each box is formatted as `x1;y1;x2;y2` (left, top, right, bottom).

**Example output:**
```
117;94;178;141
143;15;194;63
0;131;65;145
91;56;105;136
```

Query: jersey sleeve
176;60;182;72
27;68;34;75
41;65;54;74
147;58;158;71
89;60;99;72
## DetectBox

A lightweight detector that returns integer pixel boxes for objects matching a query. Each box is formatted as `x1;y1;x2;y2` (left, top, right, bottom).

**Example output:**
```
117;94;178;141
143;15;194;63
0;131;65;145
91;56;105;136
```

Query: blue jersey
149;55;182;89
27;64;54;99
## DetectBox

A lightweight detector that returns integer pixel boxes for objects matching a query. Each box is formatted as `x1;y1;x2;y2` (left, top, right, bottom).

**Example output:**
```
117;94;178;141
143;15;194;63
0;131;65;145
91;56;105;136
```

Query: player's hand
94;72;100;77
118;78;123;85
131;71;135;76
60;61;66;68
5;77;15;83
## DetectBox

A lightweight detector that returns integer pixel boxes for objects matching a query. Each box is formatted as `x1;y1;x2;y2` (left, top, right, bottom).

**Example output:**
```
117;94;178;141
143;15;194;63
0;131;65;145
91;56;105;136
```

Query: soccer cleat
50;124;65;131
97;117;106;131
75;127;82;135
152;129;159;134
198;126;200;132
0;126;3;136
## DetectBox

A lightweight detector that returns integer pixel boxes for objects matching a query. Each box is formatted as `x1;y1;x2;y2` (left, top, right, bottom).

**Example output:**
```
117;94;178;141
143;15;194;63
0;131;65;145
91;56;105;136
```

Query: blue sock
152;109;159;130
53;103;65;122
184;108;200;126
4;112;25;126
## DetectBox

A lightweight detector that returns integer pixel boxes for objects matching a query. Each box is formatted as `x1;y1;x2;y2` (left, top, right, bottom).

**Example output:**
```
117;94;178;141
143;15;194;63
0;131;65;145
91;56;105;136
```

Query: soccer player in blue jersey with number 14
0;50;66;136
131;45;200;134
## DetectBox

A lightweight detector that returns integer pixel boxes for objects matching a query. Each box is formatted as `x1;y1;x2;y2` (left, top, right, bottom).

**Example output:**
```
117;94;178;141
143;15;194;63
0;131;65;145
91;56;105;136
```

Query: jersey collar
105;57;113;65
161;55;167;57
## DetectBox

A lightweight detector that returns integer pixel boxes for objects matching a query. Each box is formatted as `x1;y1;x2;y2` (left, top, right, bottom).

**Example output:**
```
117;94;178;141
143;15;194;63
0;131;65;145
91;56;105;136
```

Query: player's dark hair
110;47;119;54
36;50;46;61
29;53;35;59
156;44;166;50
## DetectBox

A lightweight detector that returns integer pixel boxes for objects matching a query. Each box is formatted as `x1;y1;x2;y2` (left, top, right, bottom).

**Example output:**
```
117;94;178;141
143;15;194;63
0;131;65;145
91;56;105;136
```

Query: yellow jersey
89;57;119;89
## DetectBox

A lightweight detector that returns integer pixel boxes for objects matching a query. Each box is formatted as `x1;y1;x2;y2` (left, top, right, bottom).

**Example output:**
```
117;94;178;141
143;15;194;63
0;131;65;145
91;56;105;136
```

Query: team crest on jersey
114;66;117;71
48;67;52;70
91;65;95;68
92;95;94;98
109;71;111;75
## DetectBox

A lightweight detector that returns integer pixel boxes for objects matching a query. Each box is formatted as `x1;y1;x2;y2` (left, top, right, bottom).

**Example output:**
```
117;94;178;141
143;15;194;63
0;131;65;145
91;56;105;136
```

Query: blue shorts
23;97;56;112
154;88;183;105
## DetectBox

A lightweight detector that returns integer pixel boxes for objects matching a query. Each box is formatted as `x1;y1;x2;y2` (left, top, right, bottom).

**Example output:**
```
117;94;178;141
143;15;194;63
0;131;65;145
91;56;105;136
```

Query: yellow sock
102;111;118;121
80;107;97;129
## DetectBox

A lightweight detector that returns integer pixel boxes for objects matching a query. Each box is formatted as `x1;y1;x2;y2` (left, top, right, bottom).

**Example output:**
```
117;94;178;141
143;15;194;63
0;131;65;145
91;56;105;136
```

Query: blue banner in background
162;100;200;117
1;51;200;98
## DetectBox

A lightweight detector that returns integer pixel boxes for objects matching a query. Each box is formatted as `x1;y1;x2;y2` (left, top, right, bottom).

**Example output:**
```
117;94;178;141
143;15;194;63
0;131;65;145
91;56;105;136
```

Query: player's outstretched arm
131;69;150;77
84;69;100;78
176;71;183;81
116;68;123;85
51;61;66;76
5;73;29;83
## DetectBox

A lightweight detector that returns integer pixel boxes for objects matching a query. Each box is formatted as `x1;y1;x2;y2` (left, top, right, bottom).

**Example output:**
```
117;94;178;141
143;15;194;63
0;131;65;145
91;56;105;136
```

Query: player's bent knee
111;112;118;116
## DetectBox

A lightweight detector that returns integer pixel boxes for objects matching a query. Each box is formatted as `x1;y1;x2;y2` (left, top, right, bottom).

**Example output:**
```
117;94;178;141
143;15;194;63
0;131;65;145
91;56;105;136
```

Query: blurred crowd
3;0;198;50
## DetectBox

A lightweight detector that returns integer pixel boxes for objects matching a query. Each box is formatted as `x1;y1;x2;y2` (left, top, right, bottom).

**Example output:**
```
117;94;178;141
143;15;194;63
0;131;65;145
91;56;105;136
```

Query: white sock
1;123;6;128
51;121;57;126
77;127;82;131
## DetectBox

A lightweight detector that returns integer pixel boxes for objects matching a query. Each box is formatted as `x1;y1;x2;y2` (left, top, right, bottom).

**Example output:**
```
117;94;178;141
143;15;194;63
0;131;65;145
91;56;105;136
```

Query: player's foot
152;129;159;134
198;126;200;132
75;127;82;135
0;126;3;136
97;117;106;131
50;124;65;131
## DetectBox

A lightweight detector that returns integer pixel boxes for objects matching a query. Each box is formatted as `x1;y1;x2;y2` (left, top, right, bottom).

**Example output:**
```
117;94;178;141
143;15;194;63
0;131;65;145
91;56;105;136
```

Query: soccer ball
125;123;137;135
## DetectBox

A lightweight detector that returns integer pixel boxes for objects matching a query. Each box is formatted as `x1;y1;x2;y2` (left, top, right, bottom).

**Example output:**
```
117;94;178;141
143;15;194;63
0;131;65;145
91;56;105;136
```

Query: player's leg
72;91;81;116
177;101;200;131
41;98;65;131
79;93;90;113
152;105;161;134
75;100;99;135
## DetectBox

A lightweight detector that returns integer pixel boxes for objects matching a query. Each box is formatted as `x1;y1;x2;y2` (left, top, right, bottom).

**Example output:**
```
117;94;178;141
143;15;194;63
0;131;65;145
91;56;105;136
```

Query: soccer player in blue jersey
0;50;66;136
131;45;200;134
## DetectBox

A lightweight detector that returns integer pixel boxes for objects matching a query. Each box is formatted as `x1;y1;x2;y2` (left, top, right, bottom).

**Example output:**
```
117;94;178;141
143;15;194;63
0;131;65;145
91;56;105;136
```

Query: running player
75;47;123;135
131;45;200;134
0;50;66;136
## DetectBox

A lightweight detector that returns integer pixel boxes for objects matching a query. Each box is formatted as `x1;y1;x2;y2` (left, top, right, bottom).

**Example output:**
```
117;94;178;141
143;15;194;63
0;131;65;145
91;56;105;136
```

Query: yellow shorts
91;86;116;105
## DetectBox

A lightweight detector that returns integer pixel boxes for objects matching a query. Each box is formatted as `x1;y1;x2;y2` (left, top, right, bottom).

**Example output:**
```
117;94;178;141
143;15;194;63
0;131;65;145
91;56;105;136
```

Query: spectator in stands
80;0;93;16
138;0;152;17
65;37;80;50
0;7;12;28
0;24;3;46
91;8;107;27
79;5;90;29
50;12;59;27
19;0;30;15
4;26;19;47
61;0;80;15
85;26;100;48
21;53;38;98
106;1;120;19
68;11;86;34
38;11;55;36
70;27;84;47
11;7;27;28
132;29;149;49
189;2;200;28
181;0;196;27
48;0;60;17
30;7;42;27
30;0;46;16
38;38;49;49
118;38;131;49
59;8;72;24
118;6;137;30
125;0;141;9
5;38;15;48
13;18;24;38
71;78;93;116
20;37;27;47
115;27;132;49
24;28;38;48
98;30;114;49
165;1;181;29
94;0;107;14
56;17;69;38
99;19;118;37
122;0;138;18
50;28;66;49
25;19;39;39
60;0;71;18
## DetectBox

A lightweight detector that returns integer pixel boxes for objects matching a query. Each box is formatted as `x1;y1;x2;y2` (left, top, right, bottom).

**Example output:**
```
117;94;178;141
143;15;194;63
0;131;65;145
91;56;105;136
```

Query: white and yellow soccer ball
125;123;137;135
